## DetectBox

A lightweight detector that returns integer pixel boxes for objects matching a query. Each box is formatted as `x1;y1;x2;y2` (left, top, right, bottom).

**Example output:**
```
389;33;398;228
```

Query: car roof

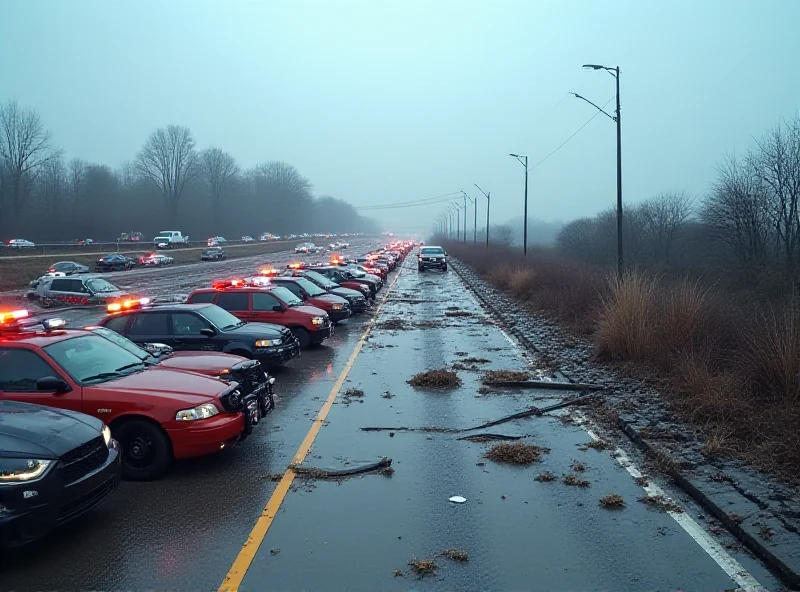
0;328;88;347
109;303;213;312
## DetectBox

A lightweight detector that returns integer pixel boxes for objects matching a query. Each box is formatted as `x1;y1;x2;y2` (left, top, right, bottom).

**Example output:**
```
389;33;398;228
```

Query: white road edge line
455;268;767;592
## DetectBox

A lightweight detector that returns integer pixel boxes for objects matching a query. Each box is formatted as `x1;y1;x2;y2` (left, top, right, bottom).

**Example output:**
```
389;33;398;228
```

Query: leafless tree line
0;100;378;240
555;117;800;292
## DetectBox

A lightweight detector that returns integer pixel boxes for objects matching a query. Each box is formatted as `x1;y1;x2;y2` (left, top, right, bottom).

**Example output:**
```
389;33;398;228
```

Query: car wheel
291;327;311;349
443;265;448;272
114;419;172;481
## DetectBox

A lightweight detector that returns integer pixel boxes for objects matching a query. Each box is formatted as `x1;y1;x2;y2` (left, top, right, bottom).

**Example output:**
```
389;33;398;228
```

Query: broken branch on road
288;457;393;479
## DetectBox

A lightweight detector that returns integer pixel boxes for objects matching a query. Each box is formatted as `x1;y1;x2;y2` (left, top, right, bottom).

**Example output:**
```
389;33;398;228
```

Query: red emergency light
0;309;30;324
107;297;150;313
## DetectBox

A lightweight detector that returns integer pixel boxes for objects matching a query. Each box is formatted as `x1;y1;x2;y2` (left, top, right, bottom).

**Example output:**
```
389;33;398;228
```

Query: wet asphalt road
0;254;782;591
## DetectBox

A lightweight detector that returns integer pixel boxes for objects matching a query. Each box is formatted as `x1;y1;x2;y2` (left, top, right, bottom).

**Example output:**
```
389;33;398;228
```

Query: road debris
290;457;393;479
407;557;437;577
408;369;462;389
464;392;597;431
461;357;490;364
449;495;467;503
445;310;473;317
638;495;683;513
535;471;557;482
377;318;409;330
562;474;590;487
381;390;394;399
440;549;469;562
599;494;626;509
570;460;587;472
586;439;611;451
393;569;404;577
485;442;547;465
482;370;530;383
457;433;522;443
482;378;605;391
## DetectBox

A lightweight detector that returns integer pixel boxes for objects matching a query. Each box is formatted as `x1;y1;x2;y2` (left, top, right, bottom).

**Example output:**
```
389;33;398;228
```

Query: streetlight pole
461;190;476;243
509;154;528;255
474;183;490;248
575;63;623;278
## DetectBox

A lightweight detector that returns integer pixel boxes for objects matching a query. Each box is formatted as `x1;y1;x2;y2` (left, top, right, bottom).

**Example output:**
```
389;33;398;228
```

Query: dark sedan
95;254;135;272
0;400;120;548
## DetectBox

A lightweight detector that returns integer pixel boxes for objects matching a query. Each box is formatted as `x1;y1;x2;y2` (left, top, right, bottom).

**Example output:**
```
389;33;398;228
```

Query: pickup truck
153;231;189;248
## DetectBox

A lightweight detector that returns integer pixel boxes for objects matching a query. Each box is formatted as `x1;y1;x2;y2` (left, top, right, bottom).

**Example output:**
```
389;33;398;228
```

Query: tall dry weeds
744;302;800;403
660;278;712;352
595;270;658;362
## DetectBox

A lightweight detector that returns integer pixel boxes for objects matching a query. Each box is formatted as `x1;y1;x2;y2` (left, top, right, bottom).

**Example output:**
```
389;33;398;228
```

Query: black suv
418;246;447;272
200;246;226;261
97;303;300;367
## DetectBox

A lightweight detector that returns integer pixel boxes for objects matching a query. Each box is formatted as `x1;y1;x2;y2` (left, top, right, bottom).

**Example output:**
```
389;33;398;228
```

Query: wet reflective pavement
0;257;782;591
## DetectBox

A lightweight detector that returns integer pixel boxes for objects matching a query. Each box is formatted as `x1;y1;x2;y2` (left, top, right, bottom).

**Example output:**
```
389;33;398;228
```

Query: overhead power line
355;191;462;211
530;95;615;171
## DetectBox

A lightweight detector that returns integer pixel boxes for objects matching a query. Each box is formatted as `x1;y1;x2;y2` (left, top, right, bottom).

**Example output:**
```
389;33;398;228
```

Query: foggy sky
2;0;798;233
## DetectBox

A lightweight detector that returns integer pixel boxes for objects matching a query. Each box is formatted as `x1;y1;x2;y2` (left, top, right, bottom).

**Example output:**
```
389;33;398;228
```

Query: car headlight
0;458;52;482
331;303;343;310
311;316;325;325
255;339;281;347
102;425;112;448
175;403;219;421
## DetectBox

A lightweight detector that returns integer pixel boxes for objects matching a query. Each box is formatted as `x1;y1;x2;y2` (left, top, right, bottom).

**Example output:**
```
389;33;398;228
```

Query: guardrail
0;239;291;259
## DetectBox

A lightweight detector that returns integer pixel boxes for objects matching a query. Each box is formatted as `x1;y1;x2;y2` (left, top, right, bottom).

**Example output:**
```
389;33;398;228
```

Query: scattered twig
290;457;392;478
535;471;557;482
600;494;626;509
481;379;605;391
563;474;590;487
408;369;462;389
485;442;547;465
407;558;437;577
638;494;683;513
440;549;469;562
457;433;522;442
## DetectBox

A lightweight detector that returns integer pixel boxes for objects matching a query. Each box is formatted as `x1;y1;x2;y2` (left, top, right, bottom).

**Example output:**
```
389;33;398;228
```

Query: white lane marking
574;414;766;591
451;265;767;591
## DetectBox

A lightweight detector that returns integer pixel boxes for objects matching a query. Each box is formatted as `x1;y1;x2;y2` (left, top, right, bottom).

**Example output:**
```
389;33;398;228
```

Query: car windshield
197;304;245;330
44;335;146;384
271;286;303;307
294;277;325;297
421;247;444;255
89;327;154;363
86;278;119;293
304;270;335;288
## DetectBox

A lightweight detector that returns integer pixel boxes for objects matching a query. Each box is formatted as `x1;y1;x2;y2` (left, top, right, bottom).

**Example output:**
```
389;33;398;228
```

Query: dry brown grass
570;460;586;472
594;271;658;362
450;242;800;482
485;442;546;465
408;369;462;389
599;493;626;509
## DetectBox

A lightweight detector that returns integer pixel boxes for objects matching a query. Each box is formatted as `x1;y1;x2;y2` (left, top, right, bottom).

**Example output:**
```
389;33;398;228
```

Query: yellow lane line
218;265;405;592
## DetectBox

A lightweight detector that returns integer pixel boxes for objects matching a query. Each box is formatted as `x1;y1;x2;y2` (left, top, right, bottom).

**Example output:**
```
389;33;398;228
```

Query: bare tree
67;157;87;207
756;118;800;271
702;152;771;274
557;217;597;259
491;224;514;246
0;100;60;216
200;147;239;217
37;156;66;212
134;125;199;223
639;191;693;263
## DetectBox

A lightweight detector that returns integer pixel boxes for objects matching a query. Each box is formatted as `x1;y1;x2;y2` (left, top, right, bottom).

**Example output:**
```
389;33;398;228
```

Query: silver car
26;274;131;308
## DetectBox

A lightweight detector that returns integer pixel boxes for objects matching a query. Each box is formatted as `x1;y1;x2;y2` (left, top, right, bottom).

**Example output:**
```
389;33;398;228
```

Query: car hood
86;368;228;406
290;304;327;317
154;351;248;375
90;289;130;300
330;286;364;299
310;293;348;307
226;321;285;338
0;400;103;459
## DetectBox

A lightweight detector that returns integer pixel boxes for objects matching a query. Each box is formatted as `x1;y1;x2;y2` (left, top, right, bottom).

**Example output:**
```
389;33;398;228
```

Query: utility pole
576;64;623;278
474;183;490;248
509;154;529;255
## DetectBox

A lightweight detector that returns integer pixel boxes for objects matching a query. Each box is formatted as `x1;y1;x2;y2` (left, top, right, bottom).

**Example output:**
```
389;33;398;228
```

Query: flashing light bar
287;262;307;269
259;267;280;276
107;297;150;313
0;309;30;324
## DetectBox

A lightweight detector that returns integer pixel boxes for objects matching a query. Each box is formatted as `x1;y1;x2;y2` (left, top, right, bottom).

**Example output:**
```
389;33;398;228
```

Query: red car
186;278;334;348
258;269;352;323
0;310;273;481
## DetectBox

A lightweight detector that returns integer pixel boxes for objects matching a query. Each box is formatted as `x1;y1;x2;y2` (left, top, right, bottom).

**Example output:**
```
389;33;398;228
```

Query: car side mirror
37;376;70;393
143;343;173;357
272;304;285;312
200;327;216;337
